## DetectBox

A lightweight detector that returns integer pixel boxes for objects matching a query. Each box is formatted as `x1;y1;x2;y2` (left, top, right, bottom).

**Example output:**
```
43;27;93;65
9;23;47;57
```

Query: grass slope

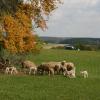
0;49;100;100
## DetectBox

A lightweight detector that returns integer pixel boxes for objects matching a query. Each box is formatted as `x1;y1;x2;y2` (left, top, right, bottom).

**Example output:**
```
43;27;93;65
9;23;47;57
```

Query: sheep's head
61;60;66;66
80;71;84;74
67;64;73;71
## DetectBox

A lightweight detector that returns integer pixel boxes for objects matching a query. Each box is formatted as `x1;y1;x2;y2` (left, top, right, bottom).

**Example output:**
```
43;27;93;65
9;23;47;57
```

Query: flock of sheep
5;60;88;78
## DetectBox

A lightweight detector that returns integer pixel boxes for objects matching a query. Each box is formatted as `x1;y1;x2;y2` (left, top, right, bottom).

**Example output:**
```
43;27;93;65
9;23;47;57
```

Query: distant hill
40;37;100;45
40;37;70;44
60;38;100;45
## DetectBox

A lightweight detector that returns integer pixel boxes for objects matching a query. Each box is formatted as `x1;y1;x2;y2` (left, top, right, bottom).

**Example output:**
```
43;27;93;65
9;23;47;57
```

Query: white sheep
65;67;76;78
80;70;88;78
5;67;18;75
5;67;10;74
10;67;18;75
29;67;37;75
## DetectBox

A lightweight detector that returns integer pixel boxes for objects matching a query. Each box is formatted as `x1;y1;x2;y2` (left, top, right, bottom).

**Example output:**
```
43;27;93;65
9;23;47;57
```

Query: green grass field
0;49;100;100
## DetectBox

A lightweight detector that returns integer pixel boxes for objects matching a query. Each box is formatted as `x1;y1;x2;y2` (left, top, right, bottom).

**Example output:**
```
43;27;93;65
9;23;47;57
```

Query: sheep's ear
63;60;66;63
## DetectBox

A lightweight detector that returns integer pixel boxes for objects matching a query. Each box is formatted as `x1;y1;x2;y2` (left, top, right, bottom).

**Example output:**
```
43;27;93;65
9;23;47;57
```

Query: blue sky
36;0;100;38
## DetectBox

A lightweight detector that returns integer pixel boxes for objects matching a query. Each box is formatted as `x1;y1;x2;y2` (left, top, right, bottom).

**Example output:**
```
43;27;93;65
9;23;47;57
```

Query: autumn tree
0;0;61;53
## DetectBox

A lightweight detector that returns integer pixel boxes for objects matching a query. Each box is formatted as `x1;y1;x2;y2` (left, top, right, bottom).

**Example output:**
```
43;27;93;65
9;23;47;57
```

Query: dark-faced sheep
61;61;76;78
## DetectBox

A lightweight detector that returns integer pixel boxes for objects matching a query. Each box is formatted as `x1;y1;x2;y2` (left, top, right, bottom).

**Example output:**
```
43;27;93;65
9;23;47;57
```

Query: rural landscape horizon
0;0;100;100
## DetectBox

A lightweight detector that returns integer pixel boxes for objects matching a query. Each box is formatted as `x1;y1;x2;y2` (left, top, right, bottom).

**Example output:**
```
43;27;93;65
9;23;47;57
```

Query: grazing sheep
21;60;36;69
37;63;53;76
5;66;18;75
66;68;76;78
80;70;88;78
47;61;62;74
37;62;59;76
37;63;45;75
61;61;76;78
10;67;18;75
29;67;37;75
21;60;37;75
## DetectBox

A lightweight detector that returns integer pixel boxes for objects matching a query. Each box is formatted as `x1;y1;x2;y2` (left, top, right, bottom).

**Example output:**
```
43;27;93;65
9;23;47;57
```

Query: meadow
0;49;100;100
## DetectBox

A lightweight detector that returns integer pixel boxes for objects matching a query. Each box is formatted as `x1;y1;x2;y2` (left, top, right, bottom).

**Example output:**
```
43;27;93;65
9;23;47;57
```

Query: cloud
36;0;100;37
64;0;99;6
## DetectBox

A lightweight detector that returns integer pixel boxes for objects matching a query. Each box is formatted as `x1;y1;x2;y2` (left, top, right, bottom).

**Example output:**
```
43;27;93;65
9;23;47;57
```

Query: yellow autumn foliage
3;8;35;53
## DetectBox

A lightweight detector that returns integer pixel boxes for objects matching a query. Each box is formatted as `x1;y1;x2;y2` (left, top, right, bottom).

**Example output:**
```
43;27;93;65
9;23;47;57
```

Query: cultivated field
0;49;100;100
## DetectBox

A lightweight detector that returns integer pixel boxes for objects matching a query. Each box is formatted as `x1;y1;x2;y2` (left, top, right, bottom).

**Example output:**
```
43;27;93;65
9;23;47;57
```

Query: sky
36;0;100;38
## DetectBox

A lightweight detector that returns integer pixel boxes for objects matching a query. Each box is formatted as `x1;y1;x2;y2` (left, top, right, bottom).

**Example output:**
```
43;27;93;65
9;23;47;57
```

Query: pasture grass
0;49;100;100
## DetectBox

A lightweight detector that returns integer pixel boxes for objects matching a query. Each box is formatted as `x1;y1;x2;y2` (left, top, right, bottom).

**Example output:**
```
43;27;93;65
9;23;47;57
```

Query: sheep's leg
15;70;18;74
13;70;17;75
57;69;59;75
84;75;86;78
63;70;67;76
50;68;54;76
48;70;51;76
71;71;76;78
33;69;37;75
63;71;66;76
10;70;13;75
33;70;35;75
5;69;9;74
43;70;46;75
34;69;37;75
87;73;88;78
29;69;32;75
23;69;27;74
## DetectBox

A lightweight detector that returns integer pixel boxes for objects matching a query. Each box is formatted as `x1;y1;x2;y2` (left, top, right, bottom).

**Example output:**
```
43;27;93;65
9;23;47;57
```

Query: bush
75;43;98;51
0;47;27;67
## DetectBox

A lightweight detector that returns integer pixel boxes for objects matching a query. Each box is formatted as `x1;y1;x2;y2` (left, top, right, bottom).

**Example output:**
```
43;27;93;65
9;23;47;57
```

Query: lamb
80;70;88;78
66;68;76;78
21;60;37;75
10;67;18;75
29;67;37;75
5;66;18;75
